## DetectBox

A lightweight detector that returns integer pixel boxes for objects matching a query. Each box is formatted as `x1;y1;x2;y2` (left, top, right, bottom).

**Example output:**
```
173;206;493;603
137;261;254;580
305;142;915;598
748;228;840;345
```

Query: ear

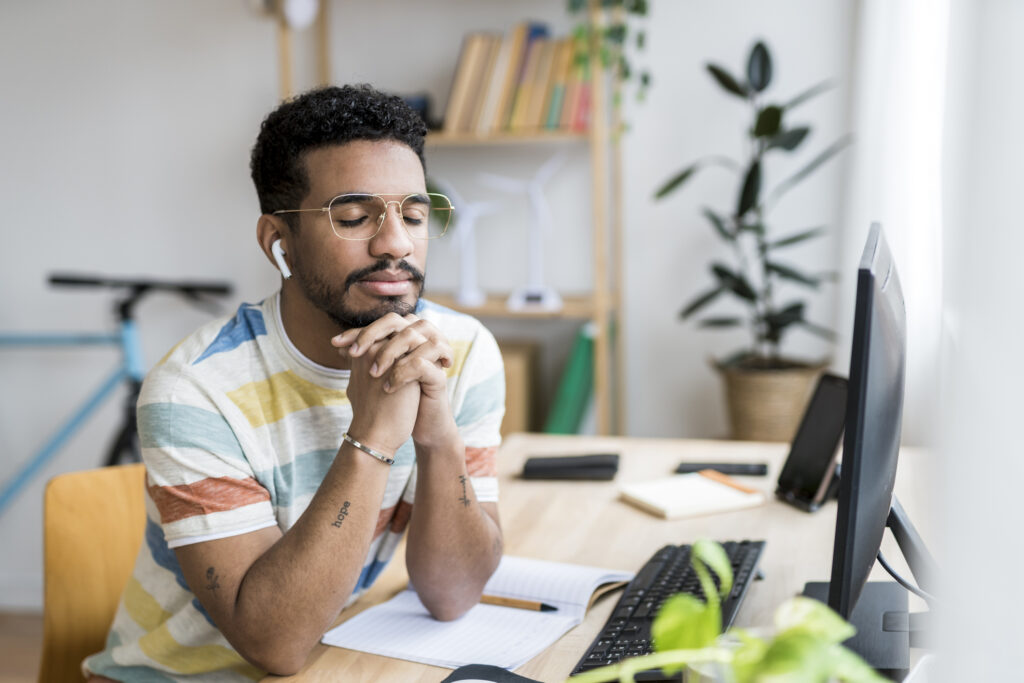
257;215;292;279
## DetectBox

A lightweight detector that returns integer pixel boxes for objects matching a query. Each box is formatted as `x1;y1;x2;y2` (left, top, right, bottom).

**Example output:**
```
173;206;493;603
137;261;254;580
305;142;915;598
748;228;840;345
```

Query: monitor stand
802;581;909;680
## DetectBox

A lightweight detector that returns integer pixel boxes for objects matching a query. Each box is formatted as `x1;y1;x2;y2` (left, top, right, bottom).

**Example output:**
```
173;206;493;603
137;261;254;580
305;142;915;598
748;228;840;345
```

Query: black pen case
520;453;620;481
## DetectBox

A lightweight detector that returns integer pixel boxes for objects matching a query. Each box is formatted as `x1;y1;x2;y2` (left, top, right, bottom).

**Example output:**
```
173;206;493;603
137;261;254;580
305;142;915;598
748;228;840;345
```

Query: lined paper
321;555;634;670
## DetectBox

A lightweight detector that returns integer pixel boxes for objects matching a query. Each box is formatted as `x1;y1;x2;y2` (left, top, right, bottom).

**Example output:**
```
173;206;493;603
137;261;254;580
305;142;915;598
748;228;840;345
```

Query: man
85;84;506;681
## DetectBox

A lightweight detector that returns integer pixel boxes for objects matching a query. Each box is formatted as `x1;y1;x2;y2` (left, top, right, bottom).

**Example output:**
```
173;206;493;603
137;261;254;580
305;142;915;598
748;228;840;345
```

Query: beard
295;258;425;330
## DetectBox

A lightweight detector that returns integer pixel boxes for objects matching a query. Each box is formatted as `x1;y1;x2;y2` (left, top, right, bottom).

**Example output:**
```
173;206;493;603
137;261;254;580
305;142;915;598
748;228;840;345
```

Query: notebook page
321;555;634;669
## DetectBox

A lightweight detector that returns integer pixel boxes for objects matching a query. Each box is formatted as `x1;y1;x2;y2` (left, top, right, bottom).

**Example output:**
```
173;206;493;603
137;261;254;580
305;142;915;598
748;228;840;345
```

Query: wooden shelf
426;130;587;147
427;293;602;319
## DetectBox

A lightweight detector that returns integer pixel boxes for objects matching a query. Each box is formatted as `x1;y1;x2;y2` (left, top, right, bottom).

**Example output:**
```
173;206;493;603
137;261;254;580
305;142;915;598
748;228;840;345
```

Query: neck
278;284;350;370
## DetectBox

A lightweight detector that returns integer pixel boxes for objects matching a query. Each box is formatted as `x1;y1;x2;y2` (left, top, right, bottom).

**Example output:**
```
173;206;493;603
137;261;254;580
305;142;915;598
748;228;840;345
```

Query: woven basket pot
717;362;825;442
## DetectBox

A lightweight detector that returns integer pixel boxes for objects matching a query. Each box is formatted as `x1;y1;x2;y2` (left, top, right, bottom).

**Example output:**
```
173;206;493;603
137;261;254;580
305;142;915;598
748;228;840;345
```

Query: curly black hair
250;84;428;222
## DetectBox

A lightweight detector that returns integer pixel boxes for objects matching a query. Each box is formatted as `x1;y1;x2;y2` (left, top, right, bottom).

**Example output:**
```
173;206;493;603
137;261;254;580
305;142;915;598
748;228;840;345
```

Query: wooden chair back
40;463;146;683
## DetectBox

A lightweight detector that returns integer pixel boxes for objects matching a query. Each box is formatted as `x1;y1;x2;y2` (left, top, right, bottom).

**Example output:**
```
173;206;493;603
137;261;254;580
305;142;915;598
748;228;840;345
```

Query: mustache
343;259;425;293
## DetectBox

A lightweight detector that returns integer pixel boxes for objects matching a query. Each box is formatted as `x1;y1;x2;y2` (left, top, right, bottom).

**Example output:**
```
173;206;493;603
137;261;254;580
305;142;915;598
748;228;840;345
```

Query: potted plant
566;540;886;683
654;41;850;442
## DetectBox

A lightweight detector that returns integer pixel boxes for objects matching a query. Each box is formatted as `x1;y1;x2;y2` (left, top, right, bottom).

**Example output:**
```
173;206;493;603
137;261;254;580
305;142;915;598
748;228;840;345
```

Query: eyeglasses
273;192;454;241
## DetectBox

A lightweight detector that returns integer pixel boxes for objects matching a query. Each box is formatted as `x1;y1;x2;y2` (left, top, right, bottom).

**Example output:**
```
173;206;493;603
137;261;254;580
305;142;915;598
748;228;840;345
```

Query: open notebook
321;555;633;670
619;470;767;520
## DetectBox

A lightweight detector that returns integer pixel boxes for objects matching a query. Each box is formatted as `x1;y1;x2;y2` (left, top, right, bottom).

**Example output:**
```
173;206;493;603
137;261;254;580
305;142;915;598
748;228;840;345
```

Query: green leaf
764;302;805;328
756;631;831;680
693;539;733;598
774;596;856;644
699;317;743;328
766;261;820;287
767;135;853;208
800;321;838;341
741;222;765;236
747;41;772;92
706;63;749;98
606;23;627;44
654;163;699;199
636;30;646;49
702;208;734;241
711;263;757;301
567;0;586;12
729;629;771;683
769;226;825;249
785;78;837;109
680;287;724;319
651;593;719;651
767;126;811;151
827;644;892;682
753;105;783;137
736;160;761;217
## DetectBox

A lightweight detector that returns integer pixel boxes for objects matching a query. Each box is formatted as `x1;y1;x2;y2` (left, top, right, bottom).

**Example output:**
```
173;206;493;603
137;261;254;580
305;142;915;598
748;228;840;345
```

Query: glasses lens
402;193;452;239
328;194;385;240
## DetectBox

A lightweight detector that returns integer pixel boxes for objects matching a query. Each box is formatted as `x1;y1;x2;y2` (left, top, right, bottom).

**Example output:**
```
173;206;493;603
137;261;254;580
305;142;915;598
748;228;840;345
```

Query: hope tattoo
331;501;352;528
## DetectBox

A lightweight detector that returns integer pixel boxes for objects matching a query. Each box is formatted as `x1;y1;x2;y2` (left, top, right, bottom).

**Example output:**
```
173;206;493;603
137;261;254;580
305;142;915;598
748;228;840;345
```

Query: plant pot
716;362;825;442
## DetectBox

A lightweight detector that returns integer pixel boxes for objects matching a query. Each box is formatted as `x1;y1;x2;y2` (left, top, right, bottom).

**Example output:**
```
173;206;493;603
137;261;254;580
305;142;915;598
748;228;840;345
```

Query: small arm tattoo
331;501;351;528
458;475;471;507
205;566;221;593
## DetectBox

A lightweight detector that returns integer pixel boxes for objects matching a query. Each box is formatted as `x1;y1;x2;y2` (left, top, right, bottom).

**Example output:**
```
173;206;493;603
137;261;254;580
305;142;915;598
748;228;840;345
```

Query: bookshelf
274;1;623;435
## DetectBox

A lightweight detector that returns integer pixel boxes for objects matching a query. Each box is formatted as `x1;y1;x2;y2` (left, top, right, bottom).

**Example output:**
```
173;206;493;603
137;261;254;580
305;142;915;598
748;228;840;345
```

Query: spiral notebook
619;469;767;520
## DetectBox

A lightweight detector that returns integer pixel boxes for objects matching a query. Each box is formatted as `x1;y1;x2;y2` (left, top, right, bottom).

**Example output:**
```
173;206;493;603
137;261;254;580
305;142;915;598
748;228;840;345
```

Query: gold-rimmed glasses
273;192;454;241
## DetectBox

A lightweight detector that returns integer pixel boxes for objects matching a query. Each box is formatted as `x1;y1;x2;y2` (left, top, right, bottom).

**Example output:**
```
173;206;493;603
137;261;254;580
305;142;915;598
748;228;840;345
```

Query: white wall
0;1;854;610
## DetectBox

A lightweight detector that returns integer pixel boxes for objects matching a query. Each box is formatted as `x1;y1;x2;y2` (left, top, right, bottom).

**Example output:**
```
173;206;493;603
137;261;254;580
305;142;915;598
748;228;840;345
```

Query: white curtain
837;0;950;446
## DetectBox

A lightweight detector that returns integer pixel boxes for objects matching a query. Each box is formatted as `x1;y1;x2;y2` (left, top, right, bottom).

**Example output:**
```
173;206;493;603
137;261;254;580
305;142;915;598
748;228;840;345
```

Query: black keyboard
570;540;766;681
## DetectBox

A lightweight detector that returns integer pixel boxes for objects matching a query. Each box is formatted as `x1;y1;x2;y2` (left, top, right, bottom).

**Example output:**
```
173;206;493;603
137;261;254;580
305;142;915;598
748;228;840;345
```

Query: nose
369;200;414;260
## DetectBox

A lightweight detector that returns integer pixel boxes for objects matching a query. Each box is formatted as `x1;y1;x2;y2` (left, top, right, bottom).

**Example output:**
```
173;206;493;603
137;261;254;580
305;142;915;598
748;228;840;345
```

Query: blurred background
0;1;1020;680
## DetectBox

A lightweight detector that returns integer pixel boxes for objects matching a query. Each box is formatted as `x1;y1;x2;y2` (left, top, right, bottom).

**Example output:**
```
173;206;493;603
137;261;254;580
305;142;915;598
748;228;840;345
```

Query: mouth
353;269;418;297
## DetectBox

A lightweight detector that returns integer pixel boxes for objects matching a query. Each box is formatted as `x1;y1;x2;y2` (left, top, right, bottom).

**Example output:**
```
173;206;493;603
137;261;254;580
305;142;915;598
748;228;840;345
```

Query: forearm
210;443;390;672
405;434;503;621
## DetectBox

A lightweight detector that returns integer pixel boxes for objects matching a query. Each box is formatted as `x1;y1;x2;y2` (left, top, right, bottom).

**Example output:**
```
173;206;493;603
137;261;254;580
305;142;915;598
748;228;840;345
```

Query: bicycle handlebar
48;272;233;320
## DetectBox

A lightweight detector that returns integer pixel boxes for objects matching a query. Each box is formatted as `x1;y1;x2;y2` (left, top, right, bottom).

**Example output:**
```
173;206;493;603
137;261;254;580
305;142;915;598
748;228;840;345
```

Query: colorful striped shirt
83;294;505;681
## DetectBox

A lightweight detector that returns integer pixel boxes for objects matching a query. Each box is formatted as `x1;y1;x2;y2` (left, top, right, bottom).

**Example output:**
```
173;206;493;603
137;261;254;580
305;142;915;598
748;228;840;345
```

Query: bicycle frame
0;320;146;515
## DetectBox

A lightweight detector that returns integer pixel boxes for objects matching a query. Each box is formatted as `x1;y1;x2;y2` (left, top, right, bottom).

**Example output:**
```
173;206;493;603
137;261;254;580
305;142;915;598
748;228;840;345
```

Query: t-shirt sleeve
137;363;277;548
451;322;505;503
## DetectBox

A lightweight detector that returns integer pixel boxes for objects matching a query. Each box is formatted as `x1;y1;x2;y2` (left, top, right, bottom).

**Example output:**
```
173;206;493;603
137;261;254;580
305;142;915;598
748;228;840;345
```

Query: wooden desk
268;433;933;682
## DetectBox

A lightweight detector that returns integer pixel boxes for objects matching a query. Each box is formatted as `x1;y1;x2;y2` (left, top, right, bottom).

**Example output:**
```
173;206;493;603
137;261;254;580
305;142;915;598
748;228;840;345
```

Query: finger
337;312;412;356
370;327;430;377
384;355;447;394
402;319;455;369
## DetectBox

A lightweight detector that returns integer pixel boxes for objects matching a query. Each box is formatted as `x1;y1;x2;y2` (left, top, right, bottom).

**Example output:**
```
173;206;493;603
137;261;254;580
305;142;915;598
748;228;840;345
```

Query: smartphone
775;373;848;512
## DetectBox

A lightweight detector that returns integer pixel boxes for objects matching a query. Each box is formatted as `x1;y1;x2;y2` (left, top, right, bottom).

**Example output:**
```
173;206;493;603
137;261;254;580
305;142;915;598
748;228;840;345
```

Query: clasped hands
331;313;457;456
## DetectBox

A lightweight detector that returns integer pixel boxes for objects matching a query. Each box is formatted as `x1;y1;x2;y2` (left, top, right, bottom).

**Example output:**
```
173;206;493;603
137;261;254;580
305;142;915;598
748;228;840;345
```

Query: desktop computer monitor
803;223;936;677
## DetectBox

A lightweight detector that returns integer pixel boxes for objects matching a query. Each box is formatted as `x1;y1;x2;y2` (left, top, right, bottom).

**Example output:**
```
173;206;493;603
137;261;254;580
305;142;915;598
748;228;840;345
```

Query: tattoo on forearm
458;475;471;507
205;566;221;593
331;500;351;528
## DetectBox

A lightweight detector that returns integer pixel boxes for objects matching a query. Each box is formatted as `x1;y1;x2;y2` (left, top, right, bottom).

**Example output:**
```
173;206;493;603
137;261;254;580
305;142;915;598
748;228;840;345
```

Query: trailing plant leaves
693;539;733;598
736;160;761;217
651;593;720;651
774;596;855;644
712;263;757;301
699;317;743;328
769;226;825;249
767;135;853;208
785;78;837;109
706;63;749;98
680;286;724;319
702;208;734;241
767;126;810;152
753;105;783;137
606;23;627;44
747;41;772;92
766;261;819;287
654;163;699;199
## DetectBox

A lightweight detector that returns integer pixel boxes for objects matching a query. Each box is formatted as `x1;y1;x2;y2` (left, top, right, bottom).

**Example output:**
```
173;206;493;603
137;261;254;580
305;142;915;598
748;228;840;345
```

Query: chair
40;464;146;683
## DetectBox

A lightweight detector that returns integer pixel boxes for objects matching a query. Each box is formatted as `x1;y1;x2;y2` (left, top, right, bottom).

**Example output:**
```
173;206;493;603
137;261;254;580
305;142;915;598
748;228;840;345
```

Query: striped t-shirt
83;294;505;682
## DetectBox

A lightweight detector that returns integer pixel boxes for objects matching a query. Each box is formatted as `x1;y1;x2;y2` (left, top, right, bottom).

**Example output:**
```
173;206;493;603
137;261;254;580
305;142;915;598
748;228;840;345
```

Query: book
619;470;767;520
464;34;502;133
443;33;486;133
475;32;515;135
544;38;574;130
321;555;633;670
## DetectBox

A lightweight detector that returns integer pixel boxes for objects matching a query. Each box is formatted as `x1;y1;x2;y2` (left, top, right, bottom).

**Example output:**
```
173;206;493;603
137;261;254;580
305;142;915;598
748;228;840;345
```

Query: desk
268;433;932;682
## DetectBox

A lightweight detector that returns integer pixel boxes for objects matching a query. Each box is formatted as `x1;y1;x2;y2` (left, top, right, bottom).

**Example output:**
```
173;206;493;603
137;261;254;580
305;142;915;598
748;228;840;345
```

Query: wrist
413;423;462;456
346;419;404;457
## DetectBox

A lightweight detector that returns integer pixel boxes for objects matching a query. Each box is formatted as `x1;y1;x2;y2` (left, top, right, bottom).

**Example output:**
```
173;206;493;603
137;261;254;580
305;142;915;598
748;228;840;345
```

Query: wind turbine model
430;178;498;308
479;152;567;312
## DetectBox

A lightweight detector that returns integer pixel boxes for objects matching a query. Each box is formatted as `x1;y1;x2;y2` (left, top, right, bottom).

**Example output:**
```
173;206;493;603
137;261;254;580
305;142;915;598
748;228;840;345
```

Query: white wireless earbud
271;239;292;279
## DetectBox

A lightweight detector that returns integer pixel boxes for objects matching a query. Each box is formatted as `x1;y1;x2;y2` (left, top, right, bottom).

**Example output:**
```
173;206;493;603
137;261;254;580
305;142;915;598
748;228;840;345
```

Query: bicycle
0;273;232;516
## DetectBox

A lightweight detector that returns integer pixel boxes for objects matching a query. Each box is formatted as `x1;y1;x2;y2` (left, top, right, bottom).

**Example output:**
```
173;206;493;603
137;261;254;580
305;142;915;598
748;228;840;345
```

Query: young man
84;85;506;681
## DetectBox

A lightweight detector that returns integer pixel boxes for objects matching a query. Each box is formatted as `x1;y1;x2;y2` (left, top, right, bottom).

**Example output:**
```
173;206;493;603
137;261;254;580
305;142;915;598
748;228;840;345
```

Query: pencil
480;594;558;612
